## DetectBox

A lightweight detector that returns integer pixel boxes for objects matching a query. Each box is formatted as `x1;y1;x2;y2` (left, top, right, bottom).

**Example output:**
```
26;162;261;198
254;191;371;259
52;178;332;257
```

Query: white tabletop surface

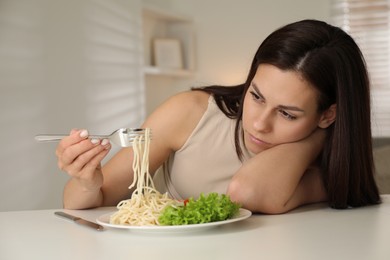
1;195;389;260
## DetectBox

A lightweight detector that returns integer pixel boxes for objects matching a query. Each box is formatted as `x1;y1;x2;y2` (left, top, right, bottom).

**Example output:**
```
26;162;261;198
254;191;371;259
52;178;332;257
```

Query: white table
1;195;389;260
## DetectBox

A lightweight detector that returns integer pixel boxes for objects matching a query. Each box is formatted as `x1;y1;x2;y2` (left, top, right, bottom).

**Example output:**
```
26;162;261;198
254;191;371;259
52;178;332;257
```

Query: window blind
0;0;145;211
84;0;145;133
331;0;390;137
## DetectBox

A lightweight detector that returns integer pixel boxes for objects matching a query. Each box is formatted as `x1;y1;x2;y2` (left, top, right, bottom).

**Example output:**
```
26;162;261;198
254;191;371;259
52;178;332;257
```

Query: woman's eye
249;91;263;102
280;110;297;120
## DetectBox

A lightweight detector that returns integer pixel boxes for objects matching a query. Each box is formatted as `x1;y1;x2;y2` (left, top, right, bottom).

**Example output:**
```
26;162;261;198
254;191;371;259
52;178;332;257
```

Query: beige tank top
153;96;252;200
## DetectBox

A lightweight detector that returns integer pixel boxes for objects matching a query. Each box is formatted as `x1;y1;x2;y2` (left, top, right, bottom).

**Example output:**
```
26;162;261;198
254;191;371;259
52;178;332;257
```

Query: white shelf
142;4;195;77
143;66;194;77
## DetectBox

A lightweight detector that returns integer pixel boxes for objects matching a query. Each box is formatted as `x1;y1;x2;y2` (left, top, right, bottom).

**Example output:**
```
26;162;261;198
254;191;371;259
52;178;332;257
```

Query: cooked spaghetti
109;128;178;226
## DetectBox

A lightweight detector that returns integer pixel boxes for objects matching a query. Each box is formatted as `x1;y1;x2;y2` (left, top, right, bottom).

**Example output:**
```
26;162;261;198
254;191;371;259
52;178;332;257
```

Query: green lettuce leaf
158;192;240;225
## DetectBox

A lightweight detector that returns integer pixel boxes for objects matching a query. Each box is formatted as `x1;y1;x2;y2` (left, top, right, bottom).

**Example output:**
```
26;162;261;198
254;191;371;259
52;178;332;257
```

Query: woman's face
242;64;324;154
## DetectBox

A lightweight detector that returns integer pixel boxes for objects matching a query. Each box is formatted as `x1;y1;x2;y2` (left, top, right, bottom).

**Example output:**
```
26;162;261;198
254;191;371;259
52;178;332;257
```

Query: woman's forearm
227;129;326;214
283;166;327;211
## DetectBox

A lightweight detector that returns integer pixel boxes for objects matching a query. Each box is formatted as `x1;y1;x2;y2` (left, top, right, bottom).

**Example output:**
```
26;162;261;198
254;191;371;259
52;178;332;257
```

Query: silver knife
54;211;104;231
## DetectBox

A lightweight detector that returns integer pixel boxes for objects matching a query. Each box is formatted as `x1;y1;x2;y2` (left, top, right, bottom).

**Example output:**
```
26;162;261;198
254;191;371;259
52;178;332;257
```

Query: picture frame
153;38;183;69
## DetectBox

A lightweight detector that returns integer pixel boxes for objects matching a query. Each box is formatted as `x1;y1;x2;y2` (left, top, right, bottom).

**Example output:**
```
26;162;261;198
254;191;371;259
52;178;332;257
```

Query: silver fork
34;128;151;147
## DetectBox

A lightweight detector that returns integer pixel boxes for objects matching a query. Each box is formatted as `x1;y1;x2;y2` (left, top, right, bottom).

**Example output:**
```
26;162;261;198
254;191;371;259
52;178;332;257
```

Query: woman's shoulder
167;90;211;122
159;90;211;119
143;90;211;150
169;90;211;107
147;90;210;116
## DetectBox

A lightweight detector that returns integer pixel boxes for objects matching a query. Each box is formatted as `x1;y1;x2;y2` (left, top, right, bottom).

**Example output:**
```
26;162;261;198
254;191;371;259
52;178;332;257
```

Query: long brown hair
193;19;380;209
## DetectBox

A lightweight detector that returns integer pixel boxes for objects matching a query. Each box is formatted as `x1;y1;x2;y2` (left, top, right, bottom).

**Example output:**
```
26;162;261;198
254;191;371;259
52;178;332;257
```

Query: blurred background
0;0;389;211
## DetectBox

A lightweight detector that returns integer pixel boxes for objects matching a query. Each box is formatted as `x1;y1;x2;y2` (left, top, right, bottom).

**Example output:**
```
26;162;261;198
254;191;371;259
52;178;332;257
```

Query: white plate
96;208;252;233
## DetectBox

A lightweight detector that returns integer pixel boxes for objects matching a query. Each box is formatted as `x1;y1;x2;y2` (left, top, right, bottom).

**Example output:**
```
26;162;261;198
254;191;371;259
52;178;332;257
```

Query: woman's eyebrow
278;104;305;112
250;82;305;112
251;82;265;99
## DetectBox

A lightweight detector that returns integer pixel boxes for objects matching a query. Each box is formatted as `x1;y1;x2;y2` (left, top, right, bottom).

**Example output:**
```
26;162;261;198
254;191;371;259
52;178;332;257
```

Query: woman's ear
318;104;337;129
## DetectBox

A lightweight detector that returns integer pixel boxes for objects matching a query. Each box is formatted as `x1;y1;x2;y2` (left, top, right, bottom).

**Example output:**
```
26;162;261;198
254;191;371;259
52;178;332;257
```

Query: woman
57;19;380;213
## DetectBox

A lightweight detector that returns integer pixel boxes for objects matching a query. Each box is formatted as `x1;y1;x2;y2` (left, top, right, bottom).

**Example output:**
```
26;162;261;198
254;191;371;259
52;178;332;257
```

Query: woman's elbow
227;178;291;215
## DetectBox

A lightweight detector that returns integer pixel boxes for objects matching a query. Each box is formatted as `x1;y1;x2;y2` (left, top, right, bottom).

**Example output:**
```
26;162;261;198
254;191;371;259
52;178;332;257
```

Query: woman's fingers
66;141;110;176
56;128;111;174
56;129;89;158
60;139;98;166
80;147;111;180
54;128;111;194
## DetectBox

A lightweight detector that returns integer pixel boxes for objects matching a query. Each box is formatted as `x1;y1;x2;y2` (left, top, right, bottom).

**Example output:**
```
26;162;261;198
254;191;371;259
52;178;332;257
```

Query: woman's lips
248;133;271;147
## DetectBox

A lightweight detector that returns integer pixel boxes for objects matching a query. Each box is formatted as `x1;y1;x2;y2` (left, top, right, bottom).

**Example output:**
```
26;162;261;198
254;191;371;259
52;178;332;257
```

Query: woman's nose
253;110;273;133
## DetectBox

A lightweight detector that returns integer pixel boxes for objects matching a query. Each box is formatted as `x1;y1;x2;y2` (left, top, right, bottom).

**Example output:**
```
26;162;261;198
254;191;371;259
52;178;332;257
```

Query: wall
0;0;145;211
